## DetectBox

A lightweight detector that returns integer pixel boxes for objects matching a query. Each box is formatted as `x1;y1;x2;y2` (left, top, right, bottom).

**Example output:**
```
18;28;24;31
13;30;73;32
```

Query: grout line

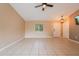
67;39;79;44
0;37;24;52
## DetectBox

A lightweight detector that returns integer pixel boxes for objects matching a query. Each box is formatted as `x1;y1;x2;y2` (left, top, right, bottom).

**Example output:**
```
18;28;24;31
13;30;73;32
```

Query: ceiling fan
35;3;53;11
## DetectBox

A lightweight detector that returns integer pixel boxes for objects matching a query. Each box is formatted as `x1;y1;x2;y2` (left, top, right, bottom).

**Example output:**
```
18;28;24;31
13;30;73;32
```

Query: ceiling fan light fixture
42;4;46;8
42;4;46;11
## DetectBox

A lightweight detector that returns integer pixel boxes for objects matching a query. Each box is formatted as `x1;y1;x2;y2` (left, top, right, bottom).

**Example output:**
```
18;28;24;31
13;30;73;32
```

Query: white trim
68;39;79;44
0;37;24;52
25;36;52;38
25;32;52;38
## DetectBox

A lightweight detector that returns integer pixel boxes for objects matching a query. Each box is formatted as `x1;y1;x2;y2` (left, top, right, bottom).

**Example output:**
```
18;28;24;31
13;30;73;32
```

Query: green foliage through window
75;16;79;25
35;24;43;31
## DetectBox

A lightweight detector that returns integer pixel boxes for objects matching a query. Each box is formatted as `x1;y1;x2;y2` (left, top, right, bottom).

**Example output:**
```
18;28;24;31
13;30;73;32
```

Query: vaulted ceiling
10;3;79;21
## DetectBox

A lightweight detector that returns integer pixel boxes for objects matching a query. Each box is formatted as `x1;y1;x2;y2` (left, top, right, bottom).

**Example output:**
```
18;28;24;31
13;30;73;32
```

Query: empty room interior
0;3;79;56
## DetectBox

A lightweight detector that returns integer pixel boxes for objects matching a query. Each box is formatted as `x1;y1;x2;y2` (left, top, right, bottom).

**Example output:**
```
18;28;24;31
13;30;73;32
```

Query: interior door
53;22;61;37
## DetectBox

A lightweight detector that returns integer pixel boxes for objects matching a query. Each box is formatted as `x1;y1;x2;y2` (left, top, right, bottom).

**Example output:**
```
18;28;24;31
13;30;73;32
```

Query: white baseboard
25;36;52;38
0;37;24;52
68;39;79;44
25;32;52;38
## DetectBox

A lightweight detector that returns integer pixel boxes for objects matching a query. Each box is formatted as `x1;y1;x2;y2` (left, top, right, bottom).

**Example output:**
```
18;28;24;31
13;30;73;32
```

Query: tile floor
0;38;79;56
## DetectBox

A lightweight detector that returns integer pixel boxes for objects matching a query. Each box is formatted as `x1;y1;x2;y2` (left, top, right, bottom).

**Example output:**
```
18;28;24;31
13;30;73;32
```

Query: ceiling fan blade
46;4;53;7
35;5;43;8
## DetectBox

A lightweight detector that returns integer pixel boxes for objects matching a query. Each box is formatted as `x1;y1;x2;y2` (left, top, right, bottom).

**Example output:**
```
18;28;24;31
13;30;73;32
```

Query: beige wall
0;4;25;48
25;21;53;38
69;10;79;41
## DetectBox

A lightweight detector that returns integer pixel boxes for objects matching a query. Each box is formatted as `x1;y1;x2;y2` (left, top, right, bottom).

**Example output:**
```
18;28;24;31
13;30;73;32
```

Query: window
35;24;43;31
75;16;79;25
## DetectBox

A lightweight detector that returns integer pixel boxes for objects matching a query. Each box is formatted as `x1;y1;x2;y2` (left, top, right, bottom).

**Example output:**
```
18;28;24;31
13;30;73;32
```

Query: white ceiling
10;3;79;21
